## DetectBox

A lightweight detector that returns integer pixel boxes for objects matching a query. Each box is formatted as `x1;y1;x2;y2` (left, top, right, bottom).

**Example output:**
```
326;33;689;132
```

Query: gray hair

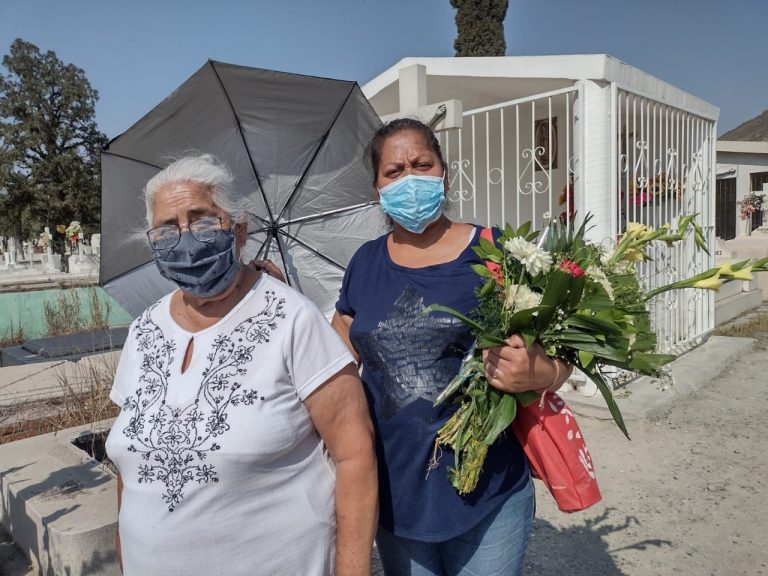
143;154;250;228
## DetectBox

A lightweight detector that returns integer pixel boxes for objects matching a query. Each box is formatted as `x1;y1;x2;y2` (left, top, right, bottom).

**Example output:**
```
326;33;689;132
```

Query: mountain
721;110;768;141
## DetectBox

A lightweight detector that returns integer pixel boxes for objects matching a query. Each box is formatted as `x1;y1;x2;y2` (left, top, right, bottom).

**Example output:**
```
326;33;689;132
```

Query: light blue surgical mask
378;172;446;234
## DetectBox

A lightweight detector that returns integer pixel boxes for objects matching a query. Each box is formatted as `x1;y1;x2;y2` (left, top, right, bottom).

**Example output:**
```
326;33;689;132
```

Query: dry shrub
88;286;111;332
44;290;83;336
43;287;113;336
45;353;120;431
0;319;25;347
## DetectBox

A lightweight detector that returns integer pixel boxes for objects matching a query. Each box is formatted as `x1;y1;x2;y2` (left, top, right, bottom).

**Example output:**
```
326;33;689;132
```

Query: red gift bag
512;392;602;512
479;228;601;512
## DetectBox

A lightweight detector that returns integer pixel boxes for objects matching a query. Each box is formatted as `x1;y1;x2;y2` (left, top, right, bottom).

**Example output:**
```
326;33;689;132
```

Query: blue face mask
152;229;241;298
378;172;446;234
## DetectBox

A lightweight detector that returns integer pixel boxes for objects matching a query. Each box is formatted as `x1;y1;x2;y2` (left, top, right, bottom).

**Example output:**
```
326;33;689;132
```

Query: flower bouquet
65;220;82;243
738;193;764;221
426;215;768;495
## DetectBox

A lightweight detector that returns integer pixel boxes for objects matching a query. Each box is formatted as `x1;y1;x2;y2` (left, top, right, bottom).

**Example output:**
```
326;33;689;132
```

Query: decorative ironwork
447;159;475;203
615;89;715;355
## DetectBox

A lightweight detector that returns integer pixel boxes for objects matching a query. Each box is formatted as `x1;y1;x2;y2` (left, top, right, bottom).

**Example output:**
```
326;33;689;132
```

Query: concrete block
715;279;743;302
715;289;763;326
0;420;119;576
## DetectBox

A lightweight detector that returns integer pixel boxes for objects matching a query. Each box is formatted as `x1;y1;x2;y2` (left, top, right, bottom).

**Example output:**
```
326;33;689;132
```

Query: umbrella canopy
101;61;387;319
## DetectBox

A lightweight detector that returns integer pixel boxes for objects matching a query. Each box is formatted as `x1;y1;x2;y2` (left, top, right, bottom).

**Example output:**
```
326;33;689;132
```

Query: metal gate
437;87;580;231
436;83;717;358
613;88;716;354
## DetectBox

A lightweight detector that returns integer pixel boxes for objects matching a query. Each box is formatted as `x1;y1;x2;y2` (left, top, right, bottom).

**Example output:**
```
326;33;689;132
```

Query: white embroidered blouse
106;275;354;576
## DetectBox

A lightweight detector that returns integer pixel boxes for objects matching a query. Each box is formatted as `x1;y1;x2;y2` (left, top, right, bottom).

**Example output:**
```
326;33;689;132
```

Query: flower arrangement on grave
737;193;765;221
620;183;651;207
647;172;680;201
620;173;680;209
65;221;82;242
38;230;50;249
425;214;768;494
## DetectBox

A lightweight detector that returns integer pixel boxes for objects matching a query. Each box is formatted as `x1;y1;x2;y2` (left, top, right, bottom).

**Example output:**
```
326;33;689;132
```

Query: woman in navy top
332;118;571;576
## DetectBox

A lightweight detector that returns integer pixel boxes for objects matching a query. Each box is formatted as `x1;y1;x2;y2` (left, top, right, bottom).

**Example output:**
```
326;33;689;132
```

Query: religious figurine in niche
534;117;557;171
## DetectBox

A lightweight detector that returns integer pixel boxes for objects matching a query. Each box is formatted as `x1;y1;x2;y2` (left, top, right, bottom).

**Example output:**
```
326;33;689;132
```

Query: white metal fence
613;88;716;354
437;84;716;357
438;87;579;232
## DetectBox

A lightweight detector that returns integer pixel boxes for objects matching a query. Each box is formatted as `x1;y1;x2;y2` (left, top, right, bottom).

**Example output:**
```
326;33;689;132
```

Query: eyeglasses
146;216;228;252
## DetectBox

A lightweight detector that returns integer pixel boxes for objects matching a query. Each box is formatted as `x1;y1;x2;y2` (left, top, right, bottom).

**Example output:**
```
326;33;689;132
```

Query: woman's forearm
333;450;378;576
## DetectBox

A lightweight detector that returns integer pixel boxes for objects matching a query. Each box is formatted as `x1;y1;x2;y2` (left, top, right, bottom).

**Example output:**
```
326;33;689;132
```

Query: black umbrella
101;61;386;318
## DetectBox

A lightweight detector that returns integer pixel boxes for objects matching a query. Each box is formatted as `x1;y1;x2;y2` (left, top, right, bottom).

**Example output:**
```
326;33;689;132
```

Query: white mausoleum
363;55;719;355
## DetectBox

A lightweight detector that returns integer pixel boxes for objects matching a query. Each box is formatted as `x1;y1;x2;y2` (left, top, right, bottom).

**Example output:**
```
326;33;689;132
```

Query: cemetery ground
2;310;768;575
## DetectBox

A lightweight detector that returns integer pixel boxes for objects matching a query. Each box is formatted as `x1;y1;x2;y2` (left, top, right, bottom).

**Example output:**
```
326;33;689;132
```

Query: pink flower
559;259;585;277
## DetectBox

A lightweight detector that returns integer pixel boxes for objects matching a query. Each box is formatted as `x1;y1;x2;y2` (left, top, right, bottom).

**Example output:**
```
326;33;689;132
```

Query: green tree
0;38;107;242
450;0;508;57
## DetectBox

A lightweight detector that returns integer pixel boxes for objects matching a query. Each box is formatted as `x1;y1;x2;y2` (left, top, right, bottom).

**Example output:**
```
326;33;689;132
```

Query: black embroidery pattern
354;285;468;419
121;291;286;511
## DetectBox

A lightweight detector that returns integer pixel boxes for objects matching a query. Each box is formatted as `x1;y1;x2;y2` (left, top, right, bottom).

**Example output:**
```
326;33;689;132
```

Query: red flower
559;259;585;277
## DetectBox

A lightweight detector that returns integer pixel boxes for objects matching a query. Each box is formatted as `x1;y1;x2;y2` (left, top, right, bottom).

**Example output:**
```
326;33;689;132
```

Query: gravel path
525;331;768;574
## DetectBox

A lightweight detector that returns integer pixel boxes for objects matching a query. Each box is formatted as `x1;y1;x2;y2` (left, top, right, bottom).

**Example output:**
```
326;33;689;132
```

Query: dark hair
368;118;447;184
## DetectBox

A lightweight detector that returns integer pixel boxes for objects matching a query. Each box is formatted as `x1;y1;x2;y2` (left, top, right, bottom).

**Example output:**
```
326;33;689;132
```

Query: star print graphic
355;284;470;419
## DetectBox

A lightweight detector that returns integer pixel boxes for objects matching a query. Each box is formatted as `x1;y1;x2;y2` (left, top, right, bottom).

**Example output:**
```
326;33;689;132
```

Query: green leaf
627;352;676;373
454;404;474;453
471;263;493;278
477;334;507;348
515;390;540;407
578;350;595;368
479;278;496;297
482;393;517;445
478;236;499;254
517;221;532;237
507;307;539;334
567;314;623;335
520;329;537;348
566;341;629;362
581;366;630;439
576;292;614;310
535;270;572;331
568;275;586;308
423;304;485;333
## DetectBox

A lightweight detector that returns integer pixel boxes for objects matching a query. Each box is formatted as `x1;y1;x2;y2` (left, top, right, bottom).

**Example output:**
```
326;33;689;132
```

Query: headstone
42;226;59;273
91;233;101;255
7;237;17;266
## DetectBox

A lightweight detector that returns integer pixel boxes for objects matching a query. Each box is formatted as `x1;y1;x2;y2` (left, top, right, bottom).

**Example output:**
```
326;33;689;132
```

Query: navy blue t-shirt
336;225;529;542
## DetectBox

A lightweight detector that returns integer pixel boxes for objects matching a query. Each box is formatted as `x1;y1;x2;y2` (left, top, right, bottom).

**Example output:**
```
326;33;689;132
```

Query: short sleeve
335;249;359;317
287;299;355;401
109;321;138;406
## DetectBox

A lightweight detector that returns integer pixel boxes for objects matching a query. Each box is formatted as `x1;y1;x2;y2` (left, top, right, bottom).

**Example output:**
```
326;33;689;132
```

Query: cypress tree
450;0;508;57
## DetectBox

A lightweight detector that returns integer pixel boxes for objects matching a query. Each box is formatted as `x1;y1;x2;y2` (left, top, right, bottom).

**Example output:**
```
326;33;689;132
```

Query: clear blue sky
1;0;765;138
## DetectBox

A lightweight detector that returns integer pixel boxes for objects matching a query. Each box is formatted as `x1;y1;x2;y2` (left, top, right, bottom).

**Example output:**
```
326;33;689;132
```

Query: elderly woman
332;119;572;576
105;154;377;576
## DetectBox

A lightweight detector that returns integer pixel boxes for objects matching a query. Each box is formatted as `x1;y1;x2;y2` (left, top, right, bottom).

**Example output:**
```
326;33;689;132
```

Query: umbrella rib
276;84;356;223
100;151;163;170
247;201;378;232
208;60;276;225
277;230;347;271
280;201;380;226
